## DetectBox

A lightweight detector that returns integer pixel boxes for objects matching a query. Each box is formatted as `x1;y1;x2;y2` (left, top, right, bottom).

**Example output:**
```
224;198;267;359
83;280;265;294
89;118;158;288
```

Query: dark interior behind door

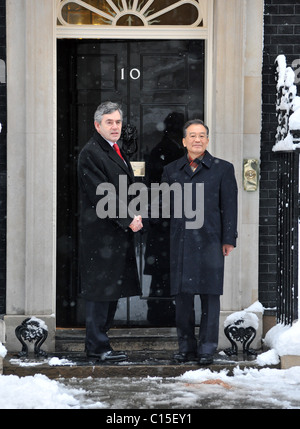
57;39;205;327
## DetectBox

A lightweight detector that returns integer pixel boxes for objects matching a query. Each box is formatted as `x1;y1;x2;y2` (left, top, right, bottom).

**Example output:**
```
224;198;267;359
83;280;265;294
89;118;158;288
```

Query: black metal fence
277;151;299;324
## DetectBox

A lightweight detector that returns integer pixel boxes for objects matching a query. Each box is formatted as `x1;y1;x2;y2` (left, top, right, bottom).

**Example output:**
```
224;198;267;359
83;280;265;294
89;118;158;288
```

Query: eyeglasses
187;134;208;140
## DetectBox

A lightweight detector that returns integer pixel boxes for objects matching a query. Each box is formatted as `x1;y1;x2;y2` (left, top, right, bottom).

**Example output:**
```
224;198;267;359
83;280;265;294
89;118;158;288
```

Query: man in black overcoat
161;119;238;365
78;101;143;361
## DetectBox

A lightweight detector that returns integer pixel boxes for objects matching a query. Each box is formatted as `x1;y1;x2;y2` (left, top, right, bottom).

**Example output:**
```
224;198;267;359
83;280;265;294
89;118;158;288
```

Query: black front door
57;39;205;327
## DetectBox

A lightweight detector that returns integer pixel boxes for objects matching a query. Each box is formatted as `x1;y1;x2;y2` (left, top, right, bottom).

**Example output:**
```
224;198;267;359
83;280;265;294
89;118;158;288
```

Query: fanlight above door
57;0;207;27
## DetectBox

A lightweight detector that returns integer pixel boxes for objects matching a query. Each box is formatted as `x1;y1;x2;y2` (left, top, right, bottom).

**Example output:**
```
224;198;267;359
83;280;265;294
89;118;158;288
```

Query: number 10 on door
121;68;141;80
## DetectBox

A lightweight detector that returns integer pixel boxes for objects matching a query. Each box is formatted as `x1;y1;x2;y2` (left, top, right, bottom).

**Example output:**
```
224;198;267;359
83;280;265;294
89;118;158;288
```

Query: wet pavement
4;327;299;410
59;369;300;409
3;349;263;379
3;349;300;410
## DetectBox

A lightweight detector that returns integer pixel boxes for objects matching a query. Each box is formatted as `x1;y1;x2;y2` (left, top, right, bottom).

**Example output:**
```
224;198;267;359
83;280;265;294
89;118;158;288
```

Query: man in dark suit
161;119;238;365
78;101;143;362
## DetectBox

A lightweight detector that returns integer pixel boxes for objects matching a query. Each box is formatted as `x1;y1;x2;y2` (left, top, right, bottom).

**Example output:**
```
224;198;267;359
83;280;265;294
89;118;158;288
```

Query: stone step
4;327;278;379
3;327;275;379
3;350;268;379
55;327;179;352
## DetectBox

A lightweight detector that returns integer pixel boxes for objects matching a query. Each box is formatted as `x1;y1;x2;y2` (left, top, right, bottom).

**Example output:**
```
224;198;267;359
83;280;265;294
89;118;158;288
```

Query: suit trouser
85;300;118;354
175;293;220;355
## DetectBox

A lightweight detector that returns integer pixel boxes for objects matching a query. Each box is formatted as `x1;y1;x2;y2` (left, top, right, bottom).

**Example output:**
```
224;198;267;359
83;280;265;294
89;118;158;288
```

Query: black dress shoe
173;352;197;363
86;350;128;362
100;350;128;362
198;354;214;365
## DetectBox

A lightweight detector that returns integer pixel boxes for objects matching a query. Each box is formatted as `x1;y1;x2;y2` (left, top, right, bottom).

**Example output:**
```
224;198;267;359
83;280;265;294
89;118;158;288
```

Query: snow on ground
1;366;300;409
60;366;300;409
257;319;300;366
0;373;87;409
0;316;300;409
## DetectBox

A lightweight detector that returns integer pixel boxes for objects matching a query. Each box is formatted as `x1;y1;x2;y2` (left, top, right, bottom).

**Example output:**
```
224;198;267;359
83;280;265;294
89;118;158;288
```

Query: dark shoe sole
87;351;128;362
173;353;197;363
198;356;214;365
101;354;128;362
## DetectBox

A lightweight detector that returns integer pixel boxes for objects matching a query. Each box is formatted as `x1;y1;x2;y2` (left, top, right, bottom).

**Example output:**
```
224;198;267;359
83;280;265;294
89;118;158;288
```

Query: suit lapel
183;162;195;178
94;132;134;179
108;149;131;175
180;151;213;178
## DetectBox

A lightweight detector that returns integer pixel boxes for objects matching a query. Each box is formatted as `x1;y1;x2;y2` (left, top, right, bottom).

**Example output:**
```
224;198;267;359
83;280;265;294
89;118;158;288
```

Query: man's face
183;124;209;159
95;110;122;143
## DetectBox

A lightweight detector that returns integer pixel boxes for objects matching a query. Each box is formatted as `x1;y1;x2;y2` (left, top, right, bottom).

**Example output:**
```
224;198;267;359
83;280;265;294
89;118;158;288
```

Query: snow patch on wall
273;55;300;152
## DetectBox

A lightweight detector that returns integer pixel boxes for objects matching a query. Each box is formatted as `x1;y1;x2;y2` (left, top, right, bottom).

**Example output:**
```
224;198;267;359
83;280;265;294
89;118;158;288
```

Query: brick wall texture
260;0;300;309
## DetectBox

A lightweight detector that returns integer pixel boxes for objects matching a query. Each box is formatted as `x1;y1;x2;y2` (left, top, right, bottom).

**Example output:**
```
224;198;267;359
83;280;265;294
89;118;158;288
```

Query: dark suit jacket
77;131;141;301
161;150;238;296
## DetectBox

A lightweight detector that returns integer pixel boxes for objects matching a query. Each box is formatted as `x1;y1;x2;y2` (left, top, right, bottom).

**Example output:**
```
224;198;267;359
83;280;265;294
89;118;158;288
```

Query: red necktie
113;143;124;160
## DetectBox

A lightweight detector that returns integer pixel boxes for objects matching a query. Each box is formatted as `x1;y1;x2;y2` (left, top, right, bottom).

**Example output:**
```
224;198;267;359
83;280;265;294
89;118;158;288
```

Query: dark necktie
113;143;124;160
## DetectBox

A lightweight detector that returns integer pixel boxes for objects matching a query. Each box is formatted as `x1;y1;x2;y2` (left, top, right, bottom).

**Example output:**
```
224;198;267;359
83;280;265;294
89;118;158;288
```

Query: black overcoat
77;131;141;301
161;151;238;296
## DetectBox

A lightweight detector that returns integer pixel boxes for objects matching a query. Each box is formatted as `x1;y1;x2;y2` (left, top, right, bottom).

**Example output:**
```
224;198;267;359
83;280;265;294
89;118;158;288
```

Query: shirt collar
179;150;213;170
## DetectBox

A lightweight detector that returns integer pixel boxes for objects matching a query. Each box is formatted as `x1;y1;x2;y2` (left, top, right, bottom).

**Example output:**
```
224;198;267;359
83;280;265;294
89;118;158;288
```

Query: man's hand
129;215;143;232
222;244;234;256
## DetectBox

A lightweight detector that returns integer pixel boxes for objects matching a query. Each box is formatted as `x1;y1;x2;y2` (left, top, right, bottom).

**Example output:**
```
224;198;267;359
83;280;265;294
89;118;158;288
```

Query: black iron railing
277;151;299;324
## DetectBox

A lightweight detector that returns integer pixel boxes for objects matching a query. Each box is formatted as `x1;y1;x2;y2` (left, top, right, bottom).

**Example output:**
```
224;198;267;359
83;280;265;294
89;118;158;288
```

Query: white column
213;0;263;319
240;0;264;310
213;0;264;349
5;0;56;351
